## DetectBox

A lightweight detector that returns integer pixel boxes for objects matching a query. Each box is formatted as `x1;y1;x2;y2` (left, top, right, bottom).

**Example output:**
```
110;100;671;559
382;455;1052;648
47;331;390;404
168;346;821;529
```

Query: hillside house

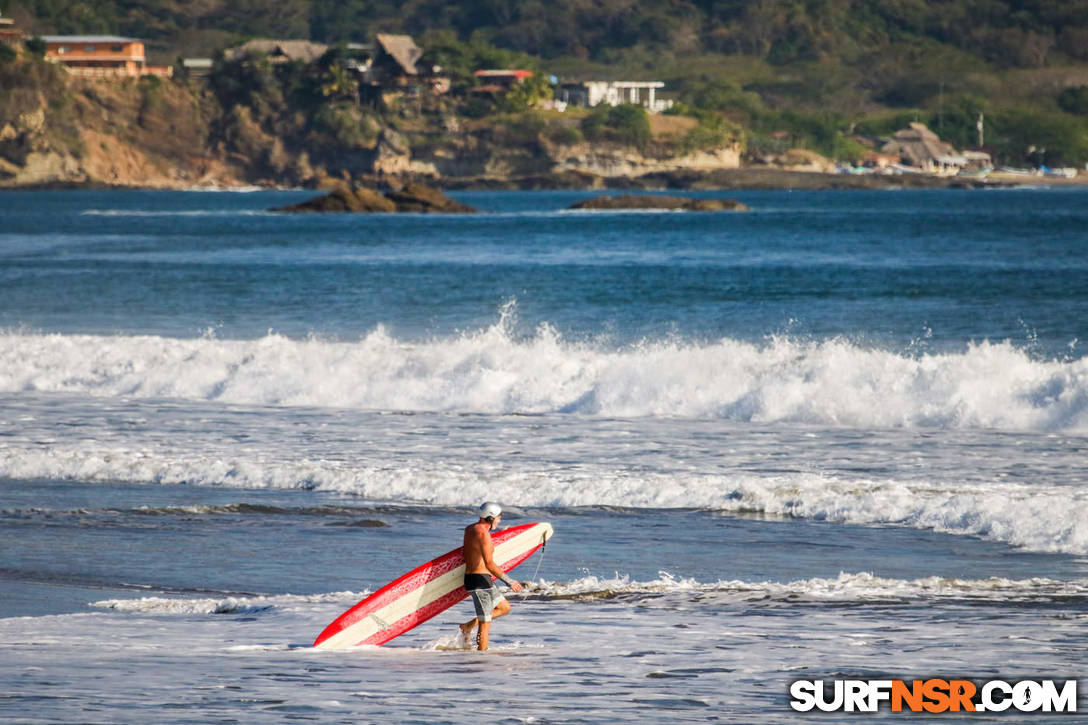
473;69;534;88
358;34;449;99
370;34;423;88
180;58;213;77
225;40;329;64
42;35;172;77
469;69;534;101
558;81;672;113
220;34;447;105
881;122;966;175
0;12;24;45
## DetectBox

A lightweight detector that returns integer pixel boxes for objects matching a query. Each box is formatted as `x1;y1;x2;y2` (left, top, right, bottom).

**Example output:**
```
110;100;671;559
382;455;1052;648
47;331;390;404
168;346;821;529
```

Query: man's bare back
464;519;524;591
463;520;495;576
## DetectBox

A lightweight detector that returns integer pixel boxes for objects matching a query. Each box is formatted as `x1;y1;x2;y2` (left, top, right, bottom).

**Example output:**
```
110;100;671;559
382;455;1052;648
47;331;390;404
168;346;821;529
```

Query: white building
558;81;672;113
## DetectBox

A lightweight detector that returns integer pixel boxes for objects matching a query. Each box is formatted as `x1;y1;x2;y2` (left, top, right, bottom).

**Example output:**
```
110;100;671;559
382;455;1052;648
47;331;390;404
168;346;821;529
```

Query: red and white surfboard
313;522;553;649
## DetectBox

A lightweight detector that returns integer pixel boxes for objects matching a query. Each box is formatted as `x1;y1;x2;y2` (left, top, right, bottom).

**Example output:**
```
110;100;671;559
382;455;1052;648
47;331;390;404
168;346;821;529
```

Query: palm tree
320;62;359;104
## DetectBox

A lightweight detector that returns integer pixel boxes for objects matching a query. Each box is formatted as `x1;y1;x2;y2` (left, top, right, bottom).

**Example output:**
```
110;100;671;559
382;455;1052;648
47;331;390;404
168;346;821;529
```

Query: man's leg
462;587;488;642
477;619;492;650
476;599;511;651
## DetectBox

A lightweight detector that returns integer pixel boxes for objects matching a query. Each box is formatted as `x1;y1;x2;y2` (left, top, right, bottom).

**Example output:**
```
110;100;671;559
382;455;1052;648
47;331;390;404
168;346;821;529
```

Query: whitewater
1;188;1086;722
3;324;1087;429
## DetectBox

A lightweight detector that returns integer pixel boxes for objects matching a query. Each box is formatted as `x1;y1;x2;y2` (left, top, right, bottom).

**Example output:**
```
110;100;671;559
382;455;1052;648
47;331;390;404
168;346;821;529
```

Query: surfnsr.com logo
790;679;1078;713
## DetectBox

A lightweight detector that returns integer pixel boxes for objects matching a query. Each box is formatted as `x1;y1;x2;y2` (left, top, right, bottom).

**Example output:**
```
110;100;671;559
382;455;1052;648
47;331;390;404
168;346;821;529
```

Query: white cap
478;501;502;520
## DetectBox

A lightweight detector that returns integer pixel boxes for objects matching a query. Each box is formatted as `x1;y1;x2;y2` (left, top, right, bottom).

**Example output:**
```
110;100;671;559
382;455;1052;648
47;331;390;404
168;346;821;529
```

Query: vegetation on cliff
11;0;1088;70
0;48;82;161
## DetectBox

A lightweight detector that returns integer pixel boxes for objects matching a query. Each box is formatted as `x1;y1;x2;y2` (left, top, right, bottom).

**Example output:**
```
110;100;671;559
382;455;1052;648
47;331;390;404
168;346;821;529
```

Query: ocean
0;187;1086;722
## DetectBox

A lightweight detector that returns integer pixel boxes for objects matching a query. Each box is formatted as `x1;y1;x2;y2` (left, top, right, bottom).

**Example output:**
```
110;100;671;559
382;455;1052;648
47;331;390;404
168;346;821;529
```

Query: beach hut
881;122;967;175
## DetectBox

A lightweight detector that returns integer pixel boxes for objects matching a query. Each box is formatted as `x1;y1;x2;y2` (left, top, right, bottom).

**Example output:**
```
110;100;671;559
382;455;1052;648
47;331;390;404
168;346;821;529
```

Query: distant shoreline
438;168;1077;191
3;167;1085;192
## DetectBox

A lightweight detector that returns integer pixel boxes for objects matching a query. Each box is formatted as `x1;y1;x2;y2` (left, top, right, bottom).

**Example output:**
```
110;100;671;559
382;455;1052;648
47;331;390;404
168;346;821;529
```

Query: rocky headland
0;53;1064;193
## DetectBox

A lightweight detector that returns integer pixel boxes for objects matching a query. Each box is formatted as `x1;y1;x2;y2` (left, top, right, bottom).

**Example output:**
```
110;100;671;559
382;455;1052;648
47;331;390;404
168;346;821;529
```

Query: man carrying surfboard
460;502;523;650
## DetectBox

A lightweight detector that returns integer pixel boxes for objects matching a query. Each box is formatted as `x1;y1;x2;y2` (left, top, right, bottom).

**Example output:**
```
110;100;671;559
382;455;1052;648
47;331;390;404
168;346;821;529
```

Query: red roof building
473;69;534;88
42;35;172;78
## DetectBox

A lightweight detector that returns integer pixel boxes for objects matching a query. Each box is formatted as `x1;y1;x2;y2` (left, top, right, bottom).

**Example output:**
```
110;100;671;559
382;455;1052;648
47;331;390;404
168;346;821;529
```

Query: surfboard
313;521;553;649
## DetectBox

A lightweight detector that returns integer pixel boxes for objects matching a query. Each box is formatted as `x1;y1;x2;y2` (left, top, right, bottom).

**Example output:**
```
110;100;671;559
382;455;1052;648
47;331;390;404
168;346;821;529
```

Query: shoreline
2;168;1085;193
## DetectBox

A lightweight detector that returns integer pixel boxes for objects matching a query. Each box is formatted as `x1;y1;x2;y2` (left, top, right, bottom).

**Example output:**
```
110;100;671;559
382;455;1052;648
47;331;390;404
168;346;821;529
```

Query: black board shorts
465;573;504;621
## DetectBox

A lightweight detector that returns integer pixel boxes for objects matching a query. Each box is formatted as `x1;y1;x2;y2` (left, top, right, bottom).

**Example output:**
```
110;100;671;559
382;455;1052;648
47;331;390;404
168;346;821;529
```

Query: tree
989;109;1088;167
25;36;46;57
318;62;359;103
503;72;552;112
1058;87;1088;116
581;103;652;150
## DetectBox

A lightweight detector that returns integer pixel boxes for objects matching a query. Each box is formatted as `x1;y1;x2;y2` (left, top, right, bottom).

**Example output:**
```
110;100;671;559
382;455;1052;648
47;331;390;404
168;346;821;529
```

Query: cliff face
0;105;79;185
549;143;741;177
405;124;742;184
0;55;247;188
72;76;248;188
0;56;78;187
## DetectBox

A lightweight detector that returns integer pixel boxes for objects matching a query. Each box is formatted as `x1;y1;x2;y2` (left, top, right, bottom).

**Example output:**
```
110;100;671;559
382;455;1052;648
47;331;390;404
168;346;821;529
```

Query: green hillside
9;0;1088;68
4;0;1088;165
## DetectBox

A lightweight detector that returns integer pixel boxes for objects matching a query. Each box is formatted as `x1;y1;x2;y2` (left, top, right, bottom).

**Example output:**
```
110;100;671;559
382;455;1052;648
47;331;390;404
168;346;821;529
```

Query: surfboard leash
530;533;547;582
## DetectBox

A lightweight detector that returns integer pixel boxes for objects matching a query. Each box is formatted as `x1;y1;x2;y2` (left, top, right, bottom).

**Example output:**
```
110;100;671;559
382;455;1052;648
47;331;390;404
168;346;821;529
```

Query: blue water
1;188;1086;722
3;189;1086;350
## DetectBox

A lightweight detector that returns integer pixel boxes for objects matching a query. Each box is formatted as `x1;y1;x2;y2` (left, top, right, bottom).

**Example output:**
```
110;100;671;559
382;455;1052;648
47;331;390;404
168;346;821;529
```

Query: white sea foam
527;571;1088;602
80;209;265;217
1;326;1086;431
180;185;270;192
2;446;1085;554
90;590;365;615
88;574;1088;617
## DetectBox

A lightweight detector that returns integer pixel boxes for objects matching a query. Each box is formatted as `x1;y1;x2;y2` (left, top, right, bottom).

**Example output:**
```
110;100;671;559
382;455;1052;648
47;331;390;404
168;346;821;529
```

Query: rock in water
570;194;749;211
272;187;396;213
272;183;477;214
384;183;478;213
686;198;749;211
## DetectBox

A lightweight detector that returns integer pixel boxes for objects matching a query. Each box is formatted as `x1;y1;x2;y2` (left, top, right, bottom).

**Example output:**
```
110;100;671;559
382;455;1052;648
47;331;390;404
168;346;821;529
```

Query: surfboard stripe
313;522;552;649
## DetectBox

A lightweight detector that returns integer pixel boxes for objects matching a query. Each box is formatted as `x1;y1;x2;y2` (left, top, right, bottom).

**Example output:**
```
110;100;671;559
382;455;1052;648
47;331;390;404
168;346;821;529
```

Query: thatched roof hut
375;34;422;76
882;122;966;172
227;40;329;64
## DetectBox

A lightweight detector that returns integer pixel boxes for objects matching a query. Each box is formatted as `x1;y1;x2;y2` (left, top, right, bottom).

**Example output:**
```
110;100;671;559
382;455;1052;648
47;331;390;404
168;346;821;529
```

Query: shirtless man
460;502;523;650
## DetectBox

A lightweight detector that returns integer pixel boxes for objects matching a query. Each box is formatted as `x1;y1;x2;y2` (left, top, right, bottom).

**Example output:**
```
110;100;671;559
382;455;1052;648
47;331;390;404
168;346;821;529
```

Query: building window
110;45;123;52
58;46;69;53
84;45;96;52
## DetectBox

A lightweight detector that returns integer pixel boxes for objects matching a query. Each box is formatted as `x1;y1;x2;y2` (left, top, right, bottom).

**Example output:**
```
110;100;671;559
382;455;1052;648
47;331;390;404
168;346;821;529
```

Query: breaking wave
2;450;1085;554
90;590;365;616
2;324;1086;431
523;571;1088;604
527;571;1088;606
